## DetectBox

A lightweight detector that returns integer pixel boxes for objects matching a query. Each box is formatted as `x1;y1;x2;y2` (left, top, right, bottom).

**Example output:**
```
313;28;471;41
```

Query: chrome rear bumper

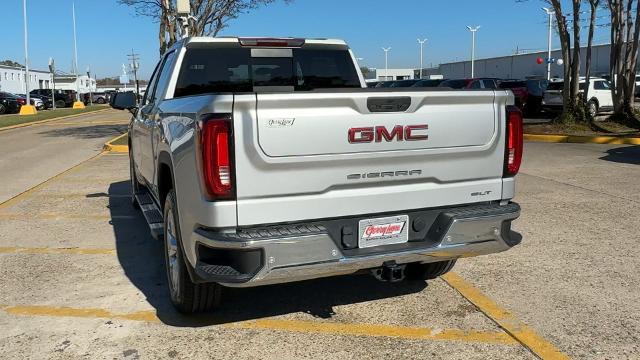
190;202;521;287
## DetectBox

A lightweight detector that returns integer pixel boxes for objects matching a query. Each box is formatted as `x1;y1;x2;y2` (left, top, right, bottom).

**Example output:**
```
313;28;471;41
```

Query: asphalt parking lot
0;113;639;359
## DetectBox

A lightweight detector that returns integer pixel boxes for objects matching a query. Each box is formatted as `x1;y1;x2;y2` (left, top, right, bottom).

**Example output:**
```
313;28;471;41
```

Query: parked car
15;94;45;110
498;81;528;110
389;79;421;87
109;36;523;313
28;94;53;109
0;92;21;114
83;92;109;104
30;89;75;108
411;79;445;87
522;79;548;115
374;81;395;88
439;78;499;89
543;78;613;117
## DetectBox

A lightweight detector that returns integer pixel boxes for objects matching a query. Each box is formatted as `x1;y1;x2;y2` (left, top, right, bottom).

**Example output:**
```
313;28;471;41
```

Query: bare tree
583;0;601;109
546;0;578;121
118;0;290;56
607;0;640;125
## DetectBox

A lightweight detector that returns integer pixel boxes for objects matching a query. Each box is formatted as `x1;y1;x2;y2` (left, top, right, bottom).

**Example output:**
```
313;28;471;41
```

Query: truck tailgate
233;90;510;226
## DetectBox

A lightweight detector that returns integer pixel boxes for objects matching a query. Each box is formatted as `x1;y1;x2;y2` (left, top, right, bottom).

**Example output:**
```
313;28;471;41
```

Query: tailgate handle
367;97;411;112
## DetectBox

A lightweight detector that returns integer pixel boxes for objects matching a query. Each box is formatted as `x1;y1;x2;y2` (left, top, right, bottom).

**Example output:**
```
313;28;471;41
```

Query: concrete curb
103;133;129;153
0;107;111;132
524;133;640;145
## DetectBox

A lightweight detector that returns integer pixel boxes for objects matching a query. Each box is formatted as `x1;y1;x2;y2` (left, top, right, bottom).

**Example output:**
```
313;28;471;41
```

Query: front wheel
164;190;222;313
129;149;140;209
96;97;105;104
0;103;6;115
55;100;66;108
405;260;457;281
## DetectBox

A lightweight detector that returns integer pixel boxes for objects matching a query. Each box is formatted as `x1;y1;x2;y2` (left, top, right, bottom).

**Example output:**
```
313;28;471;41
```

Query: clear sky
0;0;611;80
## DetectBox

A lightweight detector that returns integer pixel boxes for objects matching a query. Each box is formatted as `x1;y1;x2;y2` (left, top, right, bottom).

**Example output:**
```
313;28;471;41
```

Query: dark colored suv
0;92;21;114
30;89;75;108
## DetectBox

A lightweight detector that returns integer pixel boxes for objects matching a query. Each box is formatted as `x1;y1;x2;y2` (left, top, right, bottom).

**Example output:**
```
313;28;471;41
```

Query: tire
96;97;105;104
405;260;457;281
55;100;66;108
164;190;222;313
129;148;140;209
0;103;6;115
588;100;598;118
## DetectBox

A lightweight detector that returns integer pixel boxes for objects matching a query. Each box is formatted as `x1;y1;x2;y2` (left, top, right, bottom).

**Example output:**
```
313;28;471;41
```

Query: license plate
358;215;409;248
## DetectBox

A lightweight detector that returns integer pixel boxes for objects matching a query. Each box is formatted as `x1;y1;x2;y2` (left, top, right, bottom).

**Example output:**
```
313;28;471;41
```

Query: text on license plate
358;215;409;248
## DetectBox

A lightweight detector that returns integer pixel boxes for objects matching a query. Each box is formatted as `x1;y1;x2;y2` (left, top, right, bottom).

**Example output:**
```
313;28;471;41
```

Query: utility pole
466;26;481;78
542;7;555;81
382;47;391;81
417;38;427;79
127;49;140;100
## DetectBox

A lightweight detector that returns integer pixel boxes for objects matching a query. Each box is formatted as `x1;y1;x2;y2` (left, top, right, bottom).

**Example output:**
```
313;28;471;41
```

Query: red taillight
238;37;305;47
17;98;26;105
198;115;234;199
504;105;523;176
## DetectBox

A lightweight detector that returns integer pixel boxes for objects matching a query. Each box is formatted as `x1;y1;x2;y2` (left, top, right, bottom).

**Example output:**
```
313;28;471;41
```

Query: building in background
422;43;617;80
0;65;51;94
375;68;415;81
53;74;96;93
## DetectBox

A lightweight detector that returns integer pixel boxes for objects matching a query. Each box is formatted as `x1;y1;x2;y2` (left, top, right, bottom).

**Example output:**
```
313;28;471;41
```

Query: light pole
20;0;36;115
466;26;481;78
417;38;427;79
382;47;391;81
72;1;84;108
542;7;555;81
49;57;56;110
86;66;92;106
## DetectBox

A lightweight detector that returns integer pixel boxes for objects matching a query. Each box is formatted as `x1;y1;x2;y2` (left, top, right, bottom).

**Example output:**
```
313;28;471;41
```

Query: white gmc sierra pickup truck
110;36;523;314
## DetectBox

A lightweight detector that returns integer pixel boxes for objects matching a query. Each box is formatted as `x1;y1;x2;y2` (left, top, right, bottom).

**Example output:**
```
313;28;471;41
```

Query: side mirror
110;92;137;112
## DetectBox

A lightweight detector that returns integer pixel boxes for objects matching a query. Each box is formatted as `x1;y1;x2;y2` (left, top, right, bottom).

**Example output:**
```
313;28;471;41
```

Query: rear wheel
0;103;6;115
164;190;222;313
96;97;105;104
588;100;598;118
405;260;457;281
55;100;66;108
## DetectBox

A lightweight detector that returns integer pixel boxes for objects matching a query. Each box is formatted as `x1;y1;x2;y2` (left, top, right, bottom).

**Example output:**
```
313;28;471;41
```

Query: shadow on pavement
600;145;640;165
107;180;427;327
39;124;127;139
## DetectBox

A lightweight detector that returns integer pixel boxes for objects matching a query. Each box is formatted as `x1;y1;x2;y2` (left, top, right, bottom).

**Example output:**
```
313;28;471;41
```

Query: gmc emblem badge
348;125;428;143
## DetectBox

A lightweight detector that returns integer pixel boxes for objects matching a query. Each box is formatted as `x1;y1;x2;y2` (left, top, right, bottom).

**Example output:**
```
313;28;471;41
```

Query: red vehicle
499;80;529;110
438;78;499;89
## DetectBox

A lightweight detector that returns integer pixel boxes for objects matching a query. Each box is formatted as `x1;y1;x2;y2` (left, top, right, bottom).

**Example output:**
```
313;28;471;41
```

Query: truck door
138;51;176;185
132;60;161;185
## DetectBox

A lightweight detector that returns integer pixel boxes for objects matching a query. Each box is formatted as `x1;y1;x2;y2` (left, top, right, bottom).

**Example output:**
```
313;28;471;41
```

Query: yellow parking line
0;213;136;221
0;108;111;132
43;120;127;126
442;273;570;360
0;152;105;211
0;304;517;346
0;247;115;255
229;318;517;345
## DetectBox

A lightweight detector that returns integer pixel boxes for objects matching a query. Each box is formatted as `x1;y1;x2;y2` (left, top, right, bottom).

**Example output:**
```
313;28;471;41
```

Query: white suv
543;77;613;117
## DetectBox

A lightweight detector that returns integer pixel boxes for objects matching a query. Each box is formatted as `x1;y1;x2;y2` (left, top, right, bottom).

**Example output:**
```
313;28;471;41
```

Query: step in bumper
190;202;521;287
